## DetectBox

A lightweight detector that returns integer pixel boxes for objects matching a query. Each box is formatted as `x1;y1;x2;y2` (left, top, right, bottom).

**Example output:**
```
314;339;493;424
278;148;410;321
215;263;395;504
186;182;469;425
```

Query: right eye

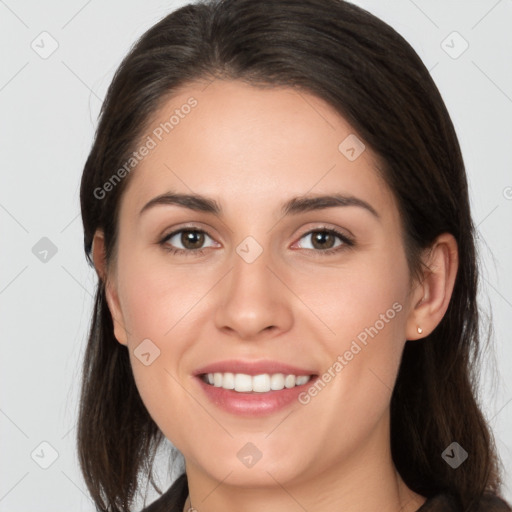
159;228;218;256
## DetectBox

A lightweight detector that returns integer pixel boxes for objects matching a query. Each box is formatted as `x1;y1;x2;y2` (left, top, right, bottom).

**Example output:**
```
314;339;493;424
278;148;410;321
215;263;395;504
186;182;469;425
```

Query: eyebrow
139;190;380;219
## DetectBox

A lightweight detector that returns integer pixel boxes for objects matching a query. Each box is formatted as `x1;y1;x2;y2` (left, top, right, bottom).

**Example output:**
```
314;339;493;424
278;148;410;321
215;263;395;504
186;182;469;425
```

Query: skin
92;79;458;512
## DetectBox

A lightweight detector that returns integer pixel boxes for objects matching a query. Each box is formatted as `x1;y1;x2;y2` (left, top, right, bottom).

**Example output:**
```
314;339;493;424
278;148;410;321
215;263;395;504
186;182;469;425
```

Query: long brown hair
78;0;507;510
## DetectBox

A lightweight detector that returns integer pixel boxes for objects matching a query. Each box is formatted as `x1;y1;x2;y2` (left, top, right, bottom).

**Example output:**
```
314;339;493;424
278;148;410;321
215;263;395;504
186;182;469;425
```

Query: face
100;79;420;491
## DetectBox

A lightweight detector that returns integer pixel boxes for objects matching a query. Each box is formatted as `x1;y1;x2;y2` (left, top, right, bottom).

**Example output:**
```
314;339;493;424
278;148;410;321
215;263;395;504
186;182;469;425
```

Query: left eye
294;228;352;252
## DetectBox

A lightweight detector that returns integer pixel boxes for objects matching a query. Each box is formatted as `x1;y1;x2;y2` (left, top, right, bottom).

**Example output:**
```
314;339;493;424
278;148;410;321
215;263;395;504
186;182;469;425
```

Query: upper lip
194;359;317;377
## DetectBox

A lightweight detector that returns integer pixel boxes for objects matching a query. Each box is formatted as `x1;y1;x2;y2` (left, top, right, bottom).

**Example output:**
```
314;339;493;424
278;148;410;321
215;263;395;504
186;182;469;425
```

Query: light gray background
1;0;511;510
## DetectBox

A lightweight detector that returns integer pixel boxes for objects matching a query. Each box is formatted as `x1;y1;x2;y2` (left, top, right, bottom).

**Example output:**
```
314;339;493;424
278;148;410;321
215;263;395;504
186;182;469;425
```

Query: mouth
193;359;318;416
199;372;314;393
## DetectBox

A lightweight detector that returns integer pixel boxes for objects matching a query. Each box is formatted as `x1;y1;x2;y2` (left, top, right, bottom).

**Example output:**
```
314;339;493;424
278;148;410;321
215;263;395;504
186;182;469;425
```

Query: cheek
339;251;409;375
113;249;200;406
116;254;207;448
305;248;410;422
303;247;409;354
116;247;204;341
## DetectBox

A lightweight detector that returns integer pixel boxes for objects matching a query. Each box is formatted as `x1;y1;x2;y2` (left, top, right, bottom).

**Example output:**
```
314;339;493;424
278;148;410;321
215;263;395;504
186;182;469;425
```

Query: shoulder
418;492;512;512
475;494;512;512
140;473;188;512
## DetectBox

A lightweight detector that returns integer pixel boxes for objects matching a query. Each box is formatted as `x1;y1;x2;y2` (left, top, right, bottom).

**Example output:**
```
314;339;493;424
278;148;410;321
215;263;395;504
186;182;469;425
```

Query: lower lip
195;376;318;417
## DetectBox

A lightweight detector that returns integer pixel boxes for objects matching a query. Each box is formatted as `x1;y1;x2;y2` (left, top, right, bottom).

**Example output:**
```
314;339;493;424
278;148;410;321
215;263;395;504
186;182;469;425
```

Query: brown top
141;473;512;512
416;492;512;512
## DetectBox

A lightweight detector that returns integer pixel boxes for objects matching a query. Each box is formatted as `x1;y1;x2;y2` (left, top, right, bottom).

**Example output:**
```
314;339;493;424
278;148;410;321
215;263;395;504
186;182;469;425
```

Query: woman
77;0;511;510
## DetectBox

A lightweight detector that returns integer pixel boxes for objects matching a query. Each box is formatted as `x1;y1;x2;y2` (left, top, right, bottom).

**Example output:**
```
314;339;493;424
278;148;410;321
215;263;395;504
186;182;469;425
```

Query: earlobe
405;233;459;341
91;230;129;346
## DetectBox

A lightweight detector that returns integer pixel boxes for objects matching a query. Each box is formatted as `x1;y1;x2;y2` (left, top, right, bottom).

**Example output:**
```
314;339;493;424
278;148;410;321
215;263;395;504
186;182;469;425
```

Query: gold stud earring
417;326;423;334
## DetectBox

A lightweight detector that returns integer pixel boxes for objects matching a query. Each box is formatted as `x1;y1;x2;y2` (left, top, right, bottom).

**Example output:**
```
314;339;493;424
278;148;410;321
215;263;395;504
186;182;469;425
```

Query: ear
405;233;459;341
91;230;128;346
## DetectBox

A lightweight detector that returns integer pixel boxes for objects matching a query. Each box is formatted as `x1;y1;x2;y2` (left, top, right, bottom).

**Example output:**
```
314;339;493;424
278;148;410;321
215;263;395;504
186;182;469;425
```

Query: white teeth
270;373;285;390
203;372;312;392
296;375;309;386
284;374;296;388
213;372;222;387
252;374;271;393
234;373;252;392
223;372;235;389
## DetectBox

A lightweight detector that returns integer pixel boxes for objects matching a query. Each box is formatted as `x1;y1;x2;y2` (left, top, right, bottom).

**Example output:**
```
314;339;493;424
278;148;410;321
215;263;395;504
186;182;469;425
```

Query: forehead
120;79;397;223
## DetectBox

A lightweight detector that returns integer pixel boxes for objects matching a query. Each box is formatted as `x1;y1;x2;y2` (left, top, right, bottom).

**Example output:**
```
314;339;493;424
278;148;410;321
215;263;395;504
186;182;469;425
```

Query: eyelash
158;226;355;258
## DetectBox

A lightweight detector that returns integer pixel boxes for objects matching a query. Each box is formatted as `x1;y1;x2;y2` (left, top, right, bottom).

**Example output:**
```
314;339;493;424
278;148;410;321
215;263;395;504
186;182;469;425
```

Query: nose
214;244;294;341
